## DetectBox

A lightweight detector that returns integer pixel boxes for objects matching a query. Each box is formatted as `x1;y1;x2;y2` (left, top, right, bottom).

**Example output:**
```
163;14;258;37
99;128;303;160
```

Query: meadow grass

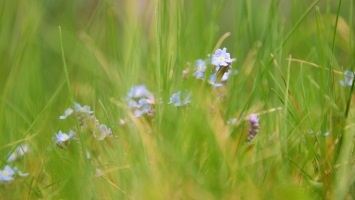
1;0;355;199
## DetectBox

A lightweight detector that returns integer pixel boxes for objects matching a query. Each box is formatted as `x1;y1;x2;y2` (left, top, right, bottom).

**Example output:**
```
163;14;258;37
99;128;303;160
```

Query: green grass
1;0;355;199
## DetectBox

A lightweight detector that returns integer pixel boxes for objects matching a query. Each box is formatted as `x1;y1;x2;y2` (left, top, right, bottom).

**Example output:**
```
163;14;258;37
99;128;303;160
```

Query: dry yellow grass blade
287;58;351;76
110;97;158;164
100;175;136;200
213;32;231;53
0;132;38;150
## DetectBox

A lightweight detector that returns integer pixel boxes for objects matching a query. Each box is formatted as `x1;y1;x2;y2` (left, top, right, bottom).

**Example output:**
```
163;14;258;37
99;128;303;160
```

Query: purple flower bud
248;114;260;142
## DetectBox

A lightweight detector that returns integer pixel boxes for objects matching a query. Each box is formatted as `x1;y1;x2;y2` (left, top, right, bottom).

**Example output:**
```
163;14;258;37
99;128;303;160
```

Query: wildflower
340;70;354;86
208;74;223;87
221;69;238;82
128;99;139;109
119;119;125;126
74;103;94;115
54;130;74;143
221;70;230;82
247;114;259;141
211;48;236;67
98;124;112;140
134;98;153;117
127;85;154;100
0;165;15;182
59;108;74;119
7;144;30;162
193;59;207;79
323;131;330;137
126;85;155;116
168;91;191;107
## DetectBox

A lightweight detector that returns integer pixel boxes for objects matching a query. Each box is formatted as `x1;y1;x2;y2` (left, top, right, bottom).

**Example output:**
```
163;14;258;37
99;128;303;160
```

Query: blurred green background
1;0;355;199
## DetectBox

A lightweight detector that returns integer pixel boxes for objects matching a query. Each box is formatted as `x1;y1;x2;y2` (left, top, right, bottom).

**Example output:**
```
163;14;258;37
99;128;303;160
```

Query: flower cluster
57;102;113;146
127;48;235;113
1;144;30;183
126;85;155;117
247;114;259;141
190;48;236;87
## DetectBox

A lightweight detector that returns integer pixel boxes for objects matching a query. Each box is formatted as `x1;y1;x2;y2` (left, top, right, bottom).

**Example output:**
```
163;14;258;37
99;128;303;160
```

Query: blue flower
211;48;236;67
340;70;354;86
0;165;15;182
98;124;112;140
208;74;223;87
128;99;139;109
127;85;154;100
7;144;30;162
59;108;74;119
168;91;191;107
74;103;94;115
193;59;207;79
54;130;74;143
221;69;238;82
134;98;153;117
126;85;155;114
